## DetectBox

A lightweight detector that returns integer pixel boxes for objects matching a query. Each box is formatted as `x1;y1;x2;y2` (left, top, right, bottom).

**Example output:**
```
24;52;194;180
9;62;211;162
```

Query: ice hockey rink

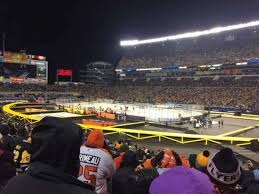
62;101;204;122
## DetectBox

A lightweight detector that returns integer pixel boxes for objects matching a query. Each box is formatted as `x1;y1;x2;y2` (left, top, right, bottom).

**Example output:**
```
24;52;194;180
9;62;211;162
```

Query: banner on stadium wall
122;67;136;72
146;72;168;77
25;78;47;84
10;77;25;83
247;60;259;65
196;71;211;75
241;68;259;74
3;52;28;64
161;66;179;70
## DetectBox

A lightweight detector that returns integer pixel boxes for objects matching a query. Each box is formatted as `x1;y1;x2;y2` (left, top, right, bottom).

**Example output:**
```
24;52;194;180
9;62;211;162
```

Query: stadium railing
2;102;259;146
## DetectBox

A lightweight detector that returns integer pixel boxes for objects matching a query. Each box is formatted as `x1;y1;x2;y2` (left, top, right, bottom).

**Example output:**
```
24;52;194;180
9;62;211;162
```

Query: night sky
1;0;259;82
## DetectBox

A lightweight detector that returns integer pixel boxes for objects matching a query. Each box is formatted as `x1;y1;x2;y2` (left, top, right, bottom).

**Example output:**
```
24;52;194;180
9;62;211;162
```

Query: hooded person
1;117;96;194
149;166;215;194
206;148;241;193
79;129;116;194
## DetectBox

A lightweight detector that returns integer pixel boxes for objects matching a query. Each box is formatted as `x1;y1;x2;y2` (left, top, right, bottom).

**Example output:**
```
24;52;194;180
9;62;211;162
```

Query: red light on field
57;69;72;76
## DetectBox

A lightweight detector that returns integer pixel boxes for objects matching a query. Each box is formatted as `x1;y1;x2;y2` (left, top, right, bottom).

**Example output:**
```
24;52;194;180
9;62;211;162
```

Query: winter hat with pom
207;148;241;186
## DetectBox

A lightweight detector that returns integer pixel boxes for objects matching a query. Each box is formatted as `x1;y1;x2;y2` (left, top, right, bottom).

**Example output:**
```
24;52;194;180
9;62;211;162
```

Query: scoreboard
0;51;48;84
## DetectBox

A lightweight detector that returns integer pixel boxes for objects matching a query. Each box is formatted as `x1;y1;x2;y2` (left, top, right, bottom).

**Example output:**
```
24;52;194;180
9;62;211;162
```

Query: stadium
1;3;259;194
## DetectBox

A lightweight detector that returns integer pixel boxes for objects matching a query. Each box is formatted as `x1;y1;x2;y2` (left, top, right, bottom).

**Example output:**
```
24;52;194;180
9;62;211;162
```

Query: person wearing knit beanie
207;148;241;188
196;150;210;169
150;166;215;194
85;129;104;148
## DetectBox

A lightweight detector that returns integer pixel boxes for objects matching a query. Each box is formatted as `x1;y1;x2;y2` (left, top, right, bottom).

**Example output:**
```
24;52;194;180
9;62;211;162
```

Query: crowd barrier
2;102;259;146
2;102;41;123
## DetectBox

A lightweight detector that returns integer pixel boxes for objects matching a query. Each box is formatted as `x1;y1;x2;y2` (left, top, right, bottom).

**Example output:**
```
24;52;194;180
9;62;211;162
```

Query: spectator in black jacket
240;169;259;194
112;151;139;194
0;139;16;191
0;117;96;194
112;150;158;194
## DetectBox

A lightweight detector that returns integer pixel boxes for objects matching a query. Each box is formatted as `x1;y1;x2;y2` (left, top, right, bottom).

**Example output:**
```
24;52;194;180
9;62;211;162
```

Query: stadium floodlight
236;62;248;65
120;20;259;47
136;68;162;71
212;64;222;67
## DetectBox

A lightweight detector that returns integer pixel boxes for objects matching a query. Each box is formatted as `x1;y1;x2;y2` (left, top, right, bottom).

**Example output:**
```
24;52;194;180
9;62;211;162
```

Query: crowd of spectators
118;28;259;69
0;114;258;194
0;82;258;109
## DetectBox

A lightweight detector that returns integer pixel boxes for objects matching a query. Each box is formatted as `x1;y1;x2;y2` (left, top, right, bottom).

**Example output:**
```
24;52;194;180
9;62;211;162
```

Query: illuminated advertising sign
30;60;47;65
10;77;25;83
4;51;28;64
57;69;72;76
37;62;47;81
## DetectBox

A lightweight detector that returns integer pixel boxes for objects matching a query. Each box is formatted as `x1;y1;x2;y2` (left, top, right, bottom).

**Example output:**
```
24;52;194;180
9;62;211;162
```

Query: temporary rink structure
63;101;203;122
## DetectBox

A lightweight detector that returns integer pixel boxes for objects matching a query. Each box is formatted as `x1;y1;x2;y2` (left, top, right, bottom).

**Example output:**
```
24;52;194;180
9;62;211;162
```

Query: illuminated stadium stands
118;23;259;69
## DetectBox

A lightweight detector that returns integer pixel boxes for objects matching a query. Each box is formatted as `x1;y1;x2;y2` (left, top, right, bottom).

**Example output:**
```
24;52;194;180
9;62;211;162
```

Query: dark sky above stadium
1;0;259;81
